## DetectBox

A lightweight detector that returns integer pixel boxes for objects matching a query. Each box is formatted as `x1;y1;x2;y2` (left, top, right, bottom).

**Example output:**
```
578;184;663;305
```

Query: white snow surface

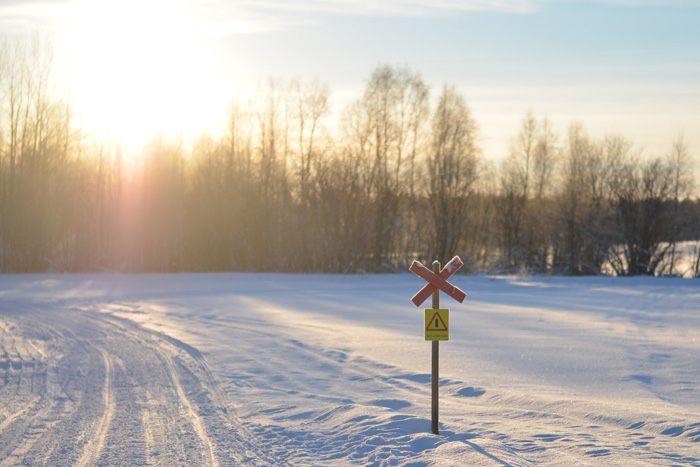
1;273;699;466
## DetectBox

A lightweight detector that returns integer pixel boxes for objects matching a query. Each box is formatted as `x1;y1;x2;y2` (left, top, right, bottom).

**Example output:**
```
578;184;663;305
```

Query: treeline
1;38;698;275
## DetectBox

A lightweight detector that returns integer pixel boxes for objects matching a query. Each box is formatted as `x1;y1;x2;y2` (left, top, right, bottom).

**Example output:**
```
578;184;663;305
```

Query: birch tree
427;85;479;264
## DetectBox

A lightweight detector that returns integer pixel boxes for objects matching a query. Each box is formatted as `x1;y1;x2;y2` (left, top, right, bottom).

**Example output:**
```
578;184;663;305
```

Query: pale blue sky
215;1;699;161
2;0;699;164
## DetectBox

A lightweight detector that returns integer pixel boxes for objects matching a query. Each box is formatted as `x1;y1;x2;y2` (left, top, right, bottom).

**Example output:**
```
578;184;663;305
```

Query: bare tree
393;70;429;267
666;131;694;275
532;117;558;201
294;78;330;203
341;64;429;271
610;156;674;275
498;111;536;270
0;35;80;272
426;84;480;264
498;111;558;273
4;37;29;203
551;124;627;275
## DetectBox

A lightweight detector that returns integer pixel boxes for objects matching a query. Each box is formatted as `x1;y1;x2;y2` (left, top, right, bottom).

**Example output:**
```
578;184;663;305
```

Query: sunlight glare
65;0;229;152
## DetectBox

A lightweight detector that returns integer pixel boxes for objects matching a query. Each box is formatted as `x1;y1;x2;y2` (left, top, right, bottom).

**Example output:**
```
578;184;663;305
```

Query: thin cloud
1;0;698;36
592;0;699;5
0;0;542;35
177;0;543;35
149;0;700;35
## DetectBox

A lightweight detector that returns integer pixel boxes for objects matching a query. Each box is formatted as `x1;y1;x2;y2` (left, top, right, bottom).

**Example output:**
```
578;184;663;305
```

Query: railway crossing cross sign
409;256;467;435
409;256;467;307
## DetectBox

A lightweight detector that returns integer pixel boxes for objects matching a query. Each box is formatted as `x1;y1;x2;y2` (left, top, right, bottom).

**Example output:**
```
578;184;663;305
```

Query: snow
1;273;699;465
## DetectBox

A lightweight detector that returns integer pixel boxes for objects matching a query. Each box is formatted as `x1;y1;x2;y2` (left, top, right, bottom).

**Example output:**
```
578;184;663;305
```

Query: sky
1;0;698;167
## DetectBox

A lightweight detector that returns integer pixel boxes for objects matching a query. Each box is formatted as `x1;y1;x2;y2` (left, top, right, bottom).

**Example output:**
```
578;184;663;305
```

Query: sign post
409;256;467;435
431;261;440;435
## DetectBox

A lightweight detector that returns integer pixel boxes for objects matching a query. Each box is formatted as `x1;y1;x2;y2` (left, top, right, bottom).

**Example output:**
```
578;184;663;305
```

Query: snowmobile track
0;306;267;466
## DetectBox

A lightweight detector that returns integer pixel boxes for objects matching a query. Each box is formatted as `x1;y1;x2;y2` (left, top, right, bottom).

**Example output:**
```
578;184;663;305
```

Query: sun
63;0;228;154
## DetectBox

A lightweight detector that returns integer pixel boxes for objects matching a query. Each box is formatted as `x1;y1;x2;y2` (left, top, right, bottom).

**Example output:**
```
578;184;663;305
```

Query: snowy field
1;273;699;466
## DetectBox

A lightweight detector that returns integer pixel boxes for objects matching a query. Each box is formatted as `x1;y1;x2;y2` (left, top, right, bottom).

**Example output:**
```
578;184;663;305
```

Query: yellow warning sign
425;309;449;341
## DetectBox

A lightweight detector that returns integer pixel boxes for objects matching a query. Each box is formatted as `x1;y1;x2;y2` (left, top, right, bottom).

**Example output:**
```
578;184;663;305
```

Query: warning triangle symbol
426;311;448;331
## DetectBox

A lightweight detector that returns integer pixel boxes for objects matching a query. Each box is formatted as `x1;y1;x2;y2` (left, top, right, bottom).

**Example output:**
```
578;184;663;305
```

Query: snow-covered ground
1;273;699;466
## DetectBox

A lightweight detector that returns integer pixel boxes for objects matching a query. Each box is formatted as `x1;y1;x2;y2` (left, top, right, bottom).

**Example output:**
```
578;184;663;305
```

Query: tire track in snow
0;396;41;434
0;306;268;465
0;317;59;466
0;403;57;466
76;346;114;467
102;311;277;466
164;353;219;467
95;315;221;465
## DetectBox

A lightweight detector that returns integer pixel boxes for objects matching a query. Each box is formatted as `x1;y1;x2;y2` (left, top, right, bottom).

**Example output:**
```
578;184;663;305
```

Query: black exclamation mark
435;318;439;328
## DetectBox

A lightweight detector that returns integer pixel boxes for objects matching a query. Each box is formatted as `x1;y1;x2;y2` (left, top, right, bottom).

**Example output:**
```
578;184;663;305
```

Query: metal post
431;260;440;435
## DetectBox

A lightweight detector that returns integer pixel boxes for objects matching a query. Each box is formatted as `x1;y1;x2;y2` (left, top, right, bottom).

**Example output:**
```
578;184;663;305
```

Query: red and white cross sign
409;256;467;306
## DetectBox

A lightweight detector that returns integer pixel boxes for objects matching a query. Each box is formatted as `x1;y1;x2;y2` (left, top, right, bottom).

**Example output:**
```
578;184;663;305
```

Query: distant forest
1;37;699;276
